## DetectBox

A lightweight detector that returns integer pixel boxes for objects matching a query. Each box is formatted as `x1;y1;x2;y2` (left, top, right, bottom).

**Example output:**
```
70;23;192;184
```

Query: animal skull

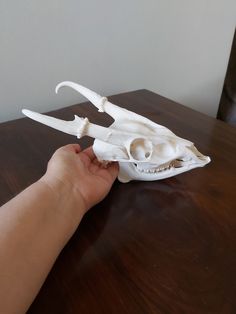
22;81;211;183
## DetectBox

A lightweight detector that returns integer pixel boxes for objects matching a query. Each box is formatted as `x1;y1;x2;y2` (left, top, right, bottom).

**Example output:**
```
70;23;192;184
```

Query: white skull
22;81;211;183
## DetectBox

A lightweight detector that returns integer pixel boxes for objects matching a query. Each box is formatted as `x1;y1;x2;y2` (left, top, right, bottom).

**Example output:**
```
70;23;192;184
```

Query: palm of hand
46;144;119;211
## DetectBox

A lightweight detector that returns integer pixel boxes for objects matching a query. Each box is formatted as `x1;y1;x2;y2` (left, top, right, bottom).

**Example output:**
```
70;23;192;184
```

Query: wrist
38;174;87;234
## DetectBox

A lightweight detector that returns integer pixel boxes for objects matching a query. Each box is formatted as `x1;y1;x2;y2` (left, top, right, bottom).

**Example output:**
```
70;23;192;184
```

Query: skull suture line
22;81;211;183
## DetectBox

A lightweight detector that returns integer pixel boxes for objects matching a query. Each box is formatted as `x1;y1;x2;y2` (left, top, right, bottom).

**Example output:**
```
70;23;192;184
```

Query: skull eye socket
128;138;153;161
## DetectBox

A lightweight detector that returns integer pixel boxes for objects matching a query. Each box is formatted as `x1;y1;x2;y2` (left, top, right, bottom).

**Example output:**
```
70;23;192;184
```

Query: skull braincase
22;81;211;183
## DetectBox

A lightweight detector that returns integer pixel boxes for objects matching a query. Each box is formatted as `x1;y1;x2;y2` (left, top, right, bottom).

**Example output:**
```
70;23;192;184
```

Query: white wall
0;0;235;122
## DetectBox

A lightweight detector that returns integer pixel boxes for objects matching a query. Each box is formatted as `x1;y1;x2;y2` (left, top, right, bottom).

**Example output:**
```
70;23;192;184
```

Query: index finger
82;146;96;161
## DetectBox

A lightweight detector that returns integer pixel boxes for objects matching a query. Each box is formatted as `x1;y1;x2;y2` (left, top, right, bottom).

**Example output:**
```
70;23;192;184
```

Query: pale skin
0;144;119;314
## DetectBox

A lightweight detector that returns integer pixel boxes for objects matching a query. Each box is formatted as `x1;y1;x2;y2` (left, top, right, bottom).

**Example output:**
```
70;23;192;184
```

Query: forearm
0;178;85;314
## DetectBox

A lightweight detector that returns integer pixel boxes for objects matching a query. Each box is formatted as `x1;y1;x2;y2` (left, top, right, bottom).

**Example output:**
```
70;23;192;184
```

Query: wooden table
0;90;236;313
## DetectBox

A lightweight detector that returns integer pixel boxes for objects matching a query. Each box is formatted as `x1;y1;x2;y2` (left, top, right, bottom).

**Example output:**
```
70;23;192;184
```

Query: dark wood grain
1;90;236;314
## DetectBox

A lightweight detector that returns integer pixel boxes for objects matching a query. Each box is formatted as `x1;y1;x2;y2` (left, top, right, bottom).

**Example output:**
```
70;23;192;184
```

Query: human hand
0;144;117;314
41;144;119;214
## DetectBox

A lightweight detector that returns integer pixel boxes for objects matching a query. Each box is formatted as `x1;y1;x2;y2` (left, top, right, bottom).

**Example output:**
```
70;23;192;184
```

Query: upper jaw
134;157;196;173
118;156;210;182
118;161;188;182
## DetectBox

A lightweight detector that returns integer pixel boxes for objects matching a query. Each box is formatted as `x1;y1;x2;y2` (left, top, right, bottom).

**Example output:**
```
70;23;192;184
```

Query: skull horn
22;109;142;148
55;81;108;113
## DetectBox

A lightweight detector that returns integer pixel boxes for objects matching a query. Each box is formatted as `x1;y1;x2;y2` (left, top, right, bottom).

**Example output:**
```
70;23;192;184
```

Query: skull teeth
135;164;173;173
135;162;174;174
